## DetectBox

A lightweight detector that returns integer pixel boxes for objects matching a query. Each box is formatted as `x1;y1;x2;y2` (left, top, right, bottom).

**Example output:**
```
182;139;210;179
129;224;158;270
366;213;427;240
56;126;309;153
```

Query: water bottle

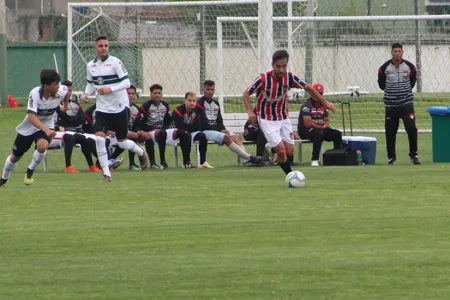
356;150;363;166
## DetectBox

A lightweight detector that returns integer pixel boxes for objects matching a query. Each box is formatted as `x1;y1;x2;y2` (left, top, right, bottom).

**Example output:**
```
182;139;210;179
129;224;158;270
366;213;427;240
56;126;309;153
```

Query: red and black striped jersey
247;70;306;121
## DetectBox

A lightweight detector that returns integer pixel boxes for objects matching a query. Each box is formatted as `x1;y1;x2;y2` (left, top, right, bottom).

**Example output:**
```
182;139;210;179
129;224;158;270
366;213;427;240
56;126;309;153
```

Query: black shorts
12;131;51;157
93;108;129;140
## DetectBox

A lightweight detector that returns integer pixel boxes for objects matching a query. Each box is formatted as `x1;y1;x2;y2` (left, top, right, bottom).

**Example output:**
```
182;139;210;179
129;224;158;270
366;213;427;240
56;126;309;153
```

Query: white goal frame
217;14;450;132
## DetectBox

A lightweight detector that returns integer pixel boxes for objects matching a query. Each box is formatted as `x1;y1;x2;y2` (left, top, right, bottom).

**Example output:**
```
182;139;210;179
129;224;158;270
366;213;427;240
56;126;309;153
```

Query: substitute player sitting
297;83;343;167
197;80;263;166
172;92;213;169
139;84;171;169
0;69;69;187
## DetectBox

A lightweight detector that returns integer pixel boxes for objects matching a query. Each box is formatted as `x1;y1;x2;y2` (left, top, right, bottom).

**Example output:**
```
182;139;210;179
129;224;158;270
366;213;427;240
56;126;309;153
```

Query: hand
98;88;112;95
58;126;65;132
326;101;337;113
321;122;330;129
45;129;56;138
248;110;256;124
83;93;89;103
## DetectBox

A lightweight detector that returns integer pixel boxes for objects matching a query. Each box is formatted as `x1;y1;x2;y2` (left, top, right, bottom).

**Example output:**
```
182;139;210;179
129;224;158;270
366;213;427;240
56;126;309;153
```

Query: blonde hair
184;91;197;99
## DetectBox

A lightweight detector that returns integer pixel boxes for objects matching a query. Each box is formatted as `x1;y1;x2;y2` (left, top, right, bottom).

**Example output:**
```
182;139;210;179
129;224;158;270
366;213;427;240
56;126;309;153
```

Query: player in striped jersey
243;50;336;176
0;69;69;187
83;35;148;181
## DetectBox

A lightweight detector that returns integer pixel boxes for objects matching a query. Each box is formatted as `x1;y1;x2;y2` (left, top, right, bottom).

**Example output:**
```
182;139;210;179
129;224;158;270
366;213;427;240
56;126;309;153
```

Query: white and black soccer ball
285;171;306;188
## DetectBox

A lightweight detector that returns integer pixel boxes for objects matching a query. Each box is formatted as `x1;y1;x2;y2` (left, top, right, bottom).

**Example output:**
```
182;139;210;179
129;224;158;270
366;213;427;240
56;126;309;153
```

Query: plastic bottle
356;150;363;166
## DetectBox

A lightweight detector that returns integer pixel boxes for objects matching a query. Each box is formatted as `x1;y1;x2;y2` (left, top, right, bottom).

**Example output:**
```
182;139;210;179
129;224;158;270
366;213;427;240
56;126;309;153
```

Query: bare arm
27;113;55;137
303;116;328;129
304;84;336;113
243;90;256;124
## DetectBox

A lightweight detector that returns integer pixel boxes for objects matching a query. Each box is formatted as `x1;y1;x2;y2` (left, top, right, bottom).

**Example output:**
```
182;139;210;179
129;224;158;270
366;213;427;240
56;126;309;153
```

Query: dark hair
95;35;108;42
40;69;61;85
272;50;289;64
391;42;403;50
203;80;215;87
128;84;137;92
150;84;163;93
61;80;72;87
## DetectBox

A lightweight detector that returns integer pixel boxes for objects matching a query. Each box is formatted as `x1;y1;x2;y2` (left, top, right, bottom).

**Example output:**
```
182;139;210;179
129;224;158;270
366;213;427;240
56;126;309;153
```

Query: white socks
95;136;111;177
228;142;250;162
117;140;144;156
28;150;46;171
2;155;17;180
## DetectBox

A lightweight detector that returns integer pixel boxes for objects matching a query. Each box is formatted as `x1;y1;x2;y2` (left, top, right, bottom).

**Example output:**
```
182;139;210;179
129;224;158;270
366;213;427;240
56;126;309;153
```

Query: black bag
322;148;358;166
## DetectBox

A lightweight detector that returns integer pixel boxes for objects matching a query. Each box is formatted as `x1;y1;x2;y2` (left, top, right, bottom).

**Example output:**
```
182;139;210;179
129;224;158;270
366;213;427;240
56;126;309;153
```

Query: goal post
67;0;305;100
218;14;450;132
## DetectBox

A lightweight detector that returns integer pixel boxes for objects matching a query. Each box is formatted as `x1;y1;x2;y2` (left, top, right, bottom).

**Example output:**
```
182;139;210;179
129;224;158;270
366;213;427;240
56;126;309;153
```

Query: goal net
69;1;450;132
68;0;306;99
218;15;450;132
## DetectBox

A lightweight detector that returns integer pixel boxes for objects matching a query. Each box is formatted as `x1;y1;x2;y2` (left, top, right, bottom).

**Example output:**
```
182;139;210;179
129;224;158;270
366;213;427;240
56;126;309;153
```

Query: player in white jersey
0;69;69;187
83;35;148;182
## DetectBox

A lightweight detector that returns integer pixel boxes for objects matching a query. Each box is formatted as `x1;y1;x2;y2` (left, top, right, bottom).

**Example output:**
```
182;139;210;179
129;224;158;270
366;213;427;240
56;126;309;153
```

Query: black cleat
411;156;421;165
388;158;396;165
249;155;264;165
182;161;192;169
160;162;169;169
0;178;9;187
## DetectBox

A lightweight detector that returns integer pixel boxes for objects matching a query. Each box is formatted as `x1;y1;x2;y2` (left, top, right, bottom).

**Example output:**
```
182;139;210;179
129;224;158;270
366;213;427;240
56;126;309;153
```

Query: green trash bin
426;106;450;162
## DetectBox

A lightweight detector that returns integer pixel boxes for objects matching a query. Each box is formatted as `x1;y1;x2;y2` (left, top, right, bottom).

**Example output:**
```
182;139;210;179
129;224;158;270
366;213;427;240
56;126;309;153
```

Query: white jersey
16;85;68;136
86;55;129;114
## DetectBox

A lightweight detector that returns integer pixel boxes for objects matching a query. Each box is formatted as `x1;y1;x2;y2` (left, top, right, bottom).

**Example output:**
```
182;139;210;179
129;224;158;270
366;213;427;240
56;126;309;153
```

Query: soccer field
1;108;450;299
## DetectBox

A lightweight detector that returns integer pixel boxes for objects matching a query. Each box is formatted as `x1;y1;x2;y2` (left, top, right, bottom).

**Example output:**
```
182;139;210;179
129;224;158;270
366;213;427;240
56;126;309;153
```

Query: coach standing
378;42;420;165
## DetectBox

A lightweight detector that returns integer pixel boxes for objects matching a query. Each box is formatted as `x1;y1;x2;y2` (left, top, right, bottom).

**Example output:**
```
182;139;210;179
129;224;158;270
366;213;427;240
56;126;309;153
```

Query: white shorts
259;118;294;148
168;130;202;146
203;130;226;145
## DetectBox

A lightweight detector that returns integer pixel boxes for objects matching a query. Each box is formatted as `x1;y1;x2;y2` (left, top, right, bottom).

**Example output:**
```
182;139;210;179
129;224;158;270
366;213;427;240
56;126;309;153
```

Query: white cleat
311;160;320;167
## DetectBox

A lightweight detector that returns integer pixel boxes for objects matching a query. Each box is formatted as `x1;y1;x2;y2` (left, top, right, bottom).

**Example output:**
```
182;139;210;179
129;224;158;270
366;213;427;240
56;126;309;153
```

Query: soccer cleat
129;164;141;171
64;166;79;173
249;155;264;165
160;162;169;169
24;169;34;186
0;178;8;187
311;160;320;167
149;163;160;169
388;158;396;165
138;154;149;170
88;165;102;173
109;158;123;170
182;161;193;169
100;175;112;182
411;156;421;165
200;161;214;169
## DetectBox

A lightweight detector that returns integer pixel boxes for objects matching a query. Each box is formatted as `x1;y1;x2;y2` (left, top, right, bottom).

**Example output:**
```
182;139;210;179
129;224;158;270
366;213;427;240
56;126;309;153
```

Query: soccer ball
285;171;306;188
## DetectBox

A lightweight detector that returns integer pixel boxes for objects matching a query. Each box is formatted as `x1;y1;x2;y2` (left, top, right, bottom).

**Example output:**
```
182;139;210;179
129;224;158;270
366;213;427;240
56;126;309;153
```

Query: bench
222;112;324;164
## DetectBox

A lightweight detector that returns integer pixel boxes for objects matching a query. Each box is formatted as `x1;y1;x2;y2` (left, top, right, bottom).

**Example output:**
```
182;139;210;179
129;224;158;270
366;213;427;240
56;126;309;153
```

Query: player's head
391;42;403;61
203;80;215;100
311;83;324;102
128;85;137;104
40;69;60;94
61;80;73;96
184;91;197;110
150;84;163;105
272;50;289;79
94;35;109;58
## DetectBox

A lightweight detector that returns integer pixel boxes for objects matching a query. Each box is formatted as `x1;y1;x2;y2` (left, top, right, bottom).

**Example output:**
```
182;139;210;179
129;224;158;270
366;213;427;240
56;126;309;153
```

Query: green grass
1;106;450;299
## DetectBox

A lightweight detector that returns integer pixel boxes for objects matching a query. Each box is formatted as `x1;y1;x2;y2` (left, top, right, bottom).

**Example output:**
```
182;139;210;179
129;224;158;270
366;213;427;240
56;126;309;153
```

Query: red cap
312;83;324;93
